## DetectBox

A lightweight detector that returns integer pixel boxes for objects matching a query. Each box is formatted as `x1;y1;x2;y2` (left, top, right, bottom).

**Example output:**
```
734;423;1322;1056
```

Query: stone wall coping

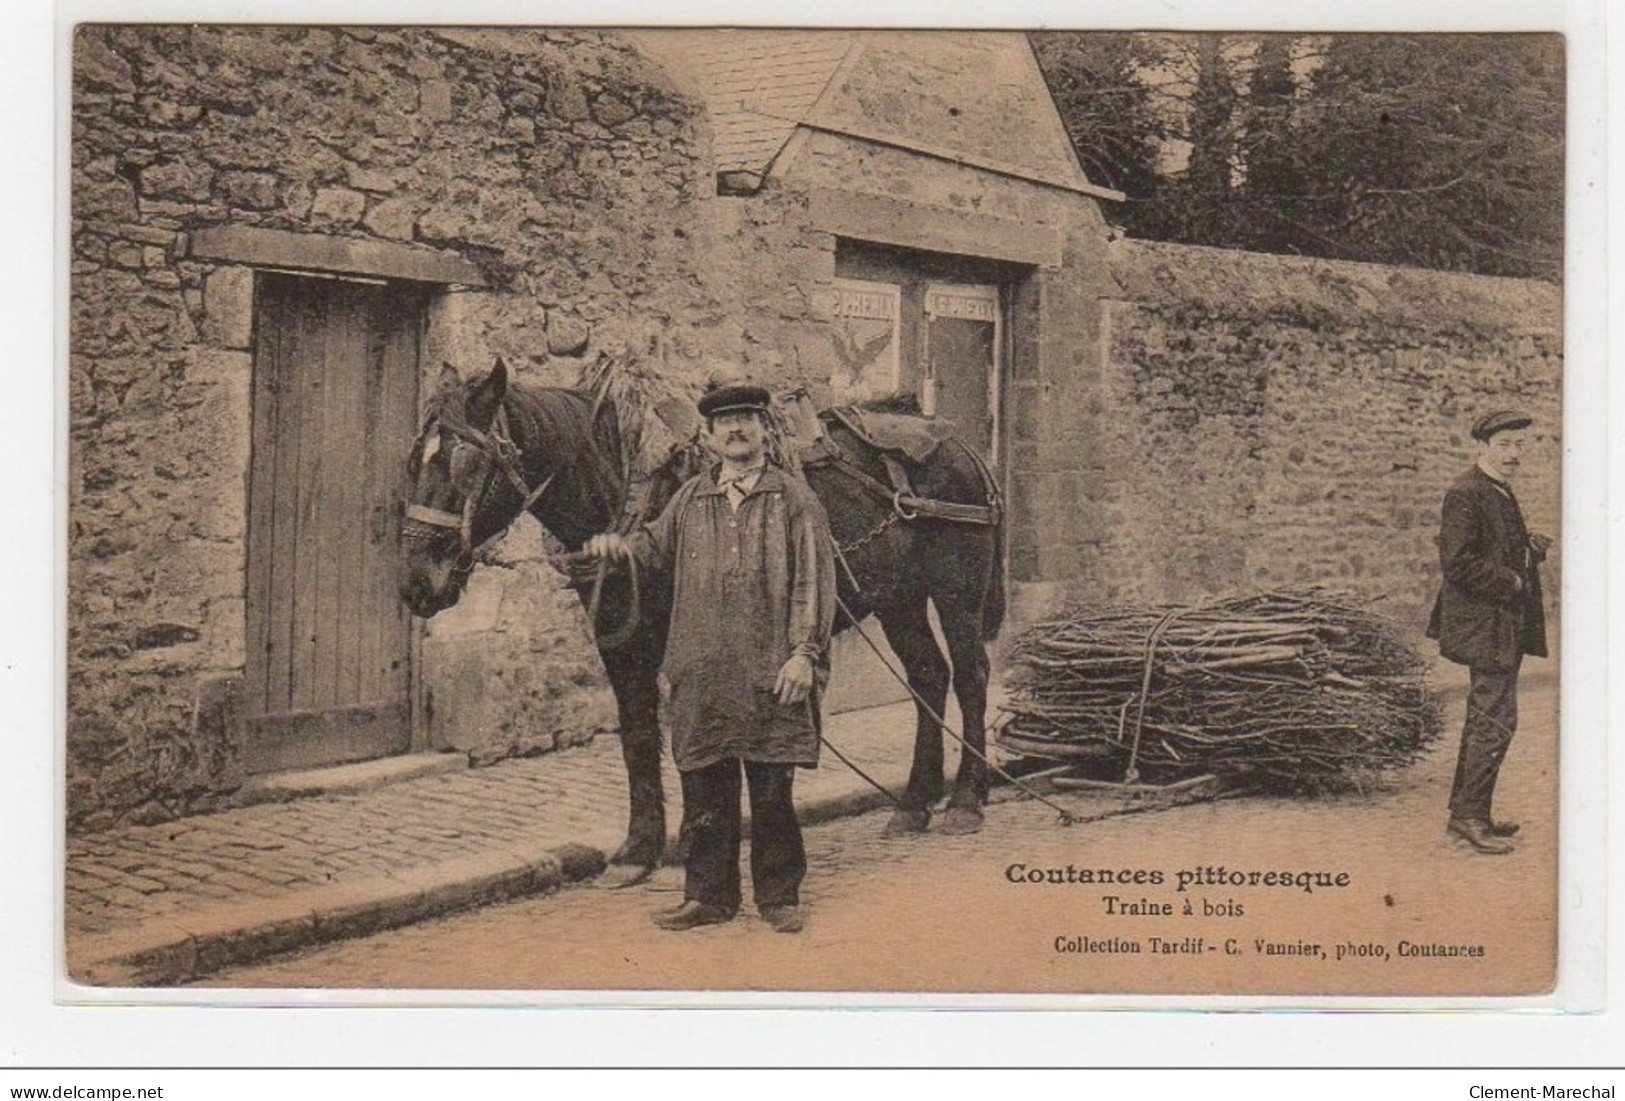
1107;237;1561;335
187;225;488;288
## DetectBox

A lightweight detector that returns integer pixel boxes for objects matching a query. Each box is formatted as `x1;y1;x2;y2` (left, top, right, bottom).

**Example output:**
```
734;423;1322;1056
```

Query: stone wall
1091;239;1562;638
688;187;838;390
68;24;709;829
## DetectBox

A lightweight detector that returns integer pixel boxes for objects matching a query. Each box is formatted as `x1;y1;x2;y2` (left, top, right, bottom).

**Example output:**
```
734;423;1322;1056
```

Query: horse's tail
982;508;1007;641
954;438;1007;642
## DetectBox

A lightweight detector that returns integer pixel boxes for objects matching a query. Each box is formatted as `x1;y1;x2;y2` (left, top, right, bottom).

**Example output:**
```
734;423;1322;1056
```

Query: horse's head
398;359;527;617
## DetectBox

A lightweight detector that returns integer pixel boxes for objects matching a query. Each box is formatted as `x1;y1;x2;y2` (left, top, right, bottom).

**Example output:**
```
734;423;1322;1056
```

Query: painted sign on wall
828;278;901;403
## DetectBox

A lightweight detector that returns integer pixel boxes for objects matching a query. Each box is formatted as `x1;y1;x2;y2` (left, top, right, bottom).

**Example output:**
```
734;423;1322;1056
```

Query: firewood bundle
997;591;1443;795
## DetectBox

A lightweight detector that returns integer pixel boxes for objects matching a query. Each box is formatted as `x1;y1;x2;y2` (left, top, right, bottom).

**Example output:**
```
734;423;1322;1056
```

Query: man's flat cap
1471;409;1533;441
698;382;771;418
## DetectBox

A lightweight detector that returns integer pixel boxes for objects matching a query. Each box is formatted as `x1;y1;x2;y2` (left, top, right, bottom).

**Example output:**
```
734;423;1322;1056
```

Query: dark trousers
1448;659;1521;824
677;758;805;912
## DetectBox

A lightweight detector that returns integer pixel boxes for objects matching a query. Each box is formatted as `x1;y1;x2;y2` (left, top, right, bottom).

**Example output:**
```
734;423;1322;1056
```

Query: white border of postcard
7;0;1618;1070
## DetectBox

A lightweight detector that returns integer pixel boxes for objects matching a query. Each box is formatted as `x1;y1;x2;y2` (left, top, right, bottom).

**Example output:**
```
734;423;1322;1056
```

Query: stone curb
69;842;607;988
68;781;906;988
797;782;901;828
63;771;1169;988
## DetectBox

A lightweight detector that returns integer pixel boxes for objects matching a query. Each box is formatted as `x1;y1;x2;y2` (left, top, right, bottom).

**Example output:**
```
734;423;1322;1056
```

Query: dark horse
399;360;1005;882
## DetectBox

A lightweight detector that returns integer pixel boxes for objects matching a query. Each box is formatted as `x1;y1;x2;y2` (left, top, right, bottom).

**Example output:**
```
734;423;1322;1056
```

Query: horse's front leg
596;640;667;887
937;598;990;835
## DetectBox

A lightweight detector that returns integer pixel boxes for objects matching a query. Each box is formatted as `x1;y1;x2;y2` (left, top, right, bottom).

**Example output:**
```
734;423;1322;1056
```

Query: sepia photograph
55;14;1590;1012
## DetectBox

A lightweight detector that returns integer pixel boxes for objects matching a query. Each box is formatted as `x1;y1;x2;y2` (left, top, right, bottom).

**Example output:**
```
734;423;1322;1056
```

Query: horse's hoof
596;862;657;890
938;806;985;835
882;808;932;837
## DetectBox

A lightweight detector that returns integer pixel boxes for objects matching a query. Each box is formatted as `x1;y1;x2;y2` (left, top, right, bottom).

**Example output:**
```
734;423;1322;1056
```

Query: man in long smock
587;380;836;933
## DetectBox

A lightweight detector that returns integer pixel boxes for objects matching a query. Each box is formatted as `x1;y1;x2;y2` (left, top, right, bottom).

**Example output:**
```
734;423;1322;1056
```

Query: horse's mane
577;352;703;483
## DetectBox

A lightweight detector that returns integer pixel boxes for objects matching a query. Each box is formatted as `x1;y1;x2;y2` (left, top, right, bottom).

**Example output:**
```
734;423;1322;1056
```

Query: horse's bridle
400;384;643;650
402;404;559;579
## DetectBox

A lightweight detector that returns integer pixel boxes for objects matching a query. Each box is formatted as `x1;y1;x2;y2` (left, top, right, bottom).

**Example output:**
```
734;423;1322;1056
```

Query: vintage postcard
62;21;1580;1004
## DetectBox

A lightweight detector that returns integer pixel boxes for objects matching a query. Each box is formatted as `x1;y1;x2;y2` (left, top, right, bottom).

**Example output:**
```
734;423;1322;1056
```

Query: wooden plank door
924;283;1001;459
244;273;421;774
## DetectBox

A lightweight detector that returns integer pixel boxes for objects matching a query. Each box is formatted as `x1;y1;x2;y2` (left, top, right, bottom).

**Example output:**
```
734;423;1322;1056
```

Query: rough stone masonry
1096;238;1562;631
68;25;714;830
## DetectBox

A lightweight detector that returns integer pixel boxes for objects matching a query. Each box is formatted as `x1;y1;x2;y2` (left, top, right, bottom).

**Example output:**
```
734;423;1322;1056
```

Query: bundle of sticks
997;590;1443;794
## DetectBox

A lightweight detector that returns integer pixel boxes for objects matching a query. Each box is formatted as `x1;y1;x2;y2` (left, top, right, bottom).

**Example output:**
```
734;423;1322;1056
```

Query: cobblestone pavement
65;698;948;984
68;738;635;936
197;677;1558;999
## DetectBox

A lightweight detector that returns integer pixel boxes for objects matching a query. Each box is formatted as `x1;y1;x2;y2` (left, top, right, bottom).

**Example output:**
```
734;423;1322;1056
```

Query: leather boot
652;901;735;931
760;905;805;934
1448;818;1515;855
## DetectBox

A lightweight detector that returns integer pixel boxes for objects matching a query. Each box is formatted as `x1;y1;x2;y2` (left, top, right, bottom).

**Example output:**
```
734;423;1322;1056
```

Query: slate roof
631;29;1117;200
632;29;857;176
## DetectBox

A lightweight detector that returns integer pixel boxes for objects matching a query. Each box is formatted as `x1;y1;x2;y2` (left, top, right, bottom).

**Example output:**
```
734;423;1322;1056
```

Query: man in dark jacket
587;379;836;932
1426;410;1551;855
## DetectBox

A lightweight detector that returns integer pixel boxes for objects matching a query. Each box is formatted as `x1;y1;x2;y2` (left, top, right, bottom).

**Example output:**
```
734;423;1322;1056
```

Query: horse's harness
805;423;1003;562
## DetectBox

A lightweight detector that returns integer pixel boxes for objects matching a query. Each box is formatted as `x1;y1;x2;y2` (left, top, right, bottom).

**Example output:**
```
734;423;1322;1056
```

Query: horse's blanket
821;407;942;466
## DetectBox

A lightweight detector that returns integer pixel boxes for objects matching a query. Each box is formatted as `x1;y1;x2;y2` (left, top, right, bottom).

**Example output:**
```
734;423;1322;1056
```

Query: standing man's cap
698;382;772;418
1470;410;1533;441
